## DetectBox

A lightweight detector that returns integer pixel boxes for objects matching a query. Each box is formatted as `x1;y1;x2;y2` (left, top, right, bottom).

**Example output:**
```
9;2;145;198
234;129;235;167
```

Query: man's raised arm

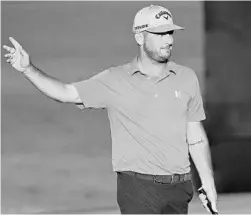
3;37;81;104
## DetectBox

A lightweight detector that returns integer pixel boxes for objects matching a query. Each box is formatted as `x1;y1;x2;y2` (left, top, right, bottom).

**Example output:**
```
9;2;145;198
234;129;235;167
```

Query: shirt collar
128;56;177;78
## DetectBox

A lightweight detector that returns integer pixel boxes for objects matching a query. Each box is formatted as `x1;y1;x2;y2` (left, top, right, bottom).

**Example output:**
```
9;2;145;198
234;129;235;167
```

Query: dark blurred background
201;1;251;193
1;1;251;214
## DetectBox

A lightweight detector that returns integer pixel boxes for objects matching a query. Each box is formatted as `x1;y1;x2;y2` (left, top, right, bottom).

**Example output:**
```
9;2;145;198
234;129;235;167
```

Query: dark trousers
116;172;194;214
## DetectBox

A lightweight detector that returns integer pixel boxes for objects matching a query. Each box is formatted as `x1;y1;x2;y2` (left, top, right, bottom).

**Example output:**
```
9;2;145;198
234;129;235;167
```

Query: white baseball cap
133;5;184;34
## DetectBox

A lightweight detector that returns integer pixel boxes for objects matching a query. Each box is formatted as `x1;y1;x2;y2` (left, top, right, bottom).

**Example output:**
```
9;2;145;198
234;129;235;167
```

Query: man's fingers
9;37;22;50
199;194;207;202
3;45;15;54
3;38;25;56
6;58;12;63
199;194;212;213
199;193;218;214
4;53;12;58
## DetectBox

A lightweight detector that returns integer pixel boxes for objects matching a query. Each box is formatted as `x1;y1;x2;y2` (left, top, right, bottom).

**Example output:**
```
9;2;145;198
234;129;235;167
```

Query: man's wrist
200;171;215;185
201;177;216;187
23;63;33;74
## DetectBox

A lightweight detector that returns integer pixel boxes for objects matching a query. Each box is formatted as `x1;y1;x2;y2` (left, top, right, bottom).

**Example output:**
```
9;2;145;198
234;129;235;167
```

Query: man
3;5;217;214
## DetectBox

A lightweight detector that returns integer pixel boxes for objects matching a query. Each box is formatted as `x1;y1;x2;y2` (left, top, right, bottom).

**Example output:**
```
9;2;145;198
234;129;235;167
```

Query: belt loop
170;174;174;183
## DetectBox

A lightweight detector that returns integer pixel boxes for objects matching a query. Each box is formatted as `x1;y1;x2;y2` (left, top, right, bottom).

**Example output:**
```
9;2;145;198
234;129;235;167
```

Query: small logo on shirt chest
175;90;181;98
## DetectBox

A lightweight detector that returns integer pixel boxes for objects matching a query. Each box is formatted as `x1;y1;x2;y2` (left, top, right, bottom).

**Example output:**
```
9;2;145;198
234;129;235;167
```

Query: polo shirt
72;57;206;175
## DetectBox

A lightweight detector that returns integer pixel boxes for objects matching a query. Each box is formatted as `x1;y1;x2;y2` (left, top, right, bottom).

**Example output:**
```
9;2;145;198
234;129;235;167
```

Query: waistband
117;171;192;184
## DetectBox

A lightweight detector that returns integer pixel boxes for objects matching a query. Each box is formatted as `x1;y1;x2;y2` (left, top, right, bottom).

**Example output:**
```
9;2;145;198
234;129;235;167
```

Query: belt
118;171;192;184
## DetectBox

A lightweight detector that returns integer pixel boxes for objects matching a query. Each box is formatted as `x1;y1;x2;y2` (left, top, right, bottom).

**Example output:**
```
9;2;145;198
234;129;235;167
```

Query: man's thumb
210;201;218;213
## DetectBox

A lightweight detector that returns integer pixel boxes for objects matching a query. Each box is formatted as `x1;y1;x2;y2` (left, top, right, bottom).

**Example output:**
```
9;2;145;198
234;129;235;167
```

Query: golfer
3;5;217;214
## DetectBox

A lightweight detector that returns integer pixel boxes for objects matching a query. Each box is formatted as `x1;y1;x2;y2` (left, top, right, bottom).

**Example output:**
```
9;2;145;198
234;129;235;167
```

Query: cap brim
147;24;184;33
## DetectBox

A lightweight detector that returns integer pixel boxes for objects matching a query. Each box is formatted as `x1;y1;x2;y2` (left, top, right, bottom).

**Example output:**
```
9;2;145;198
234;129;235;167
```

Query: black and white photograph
1;1;251;214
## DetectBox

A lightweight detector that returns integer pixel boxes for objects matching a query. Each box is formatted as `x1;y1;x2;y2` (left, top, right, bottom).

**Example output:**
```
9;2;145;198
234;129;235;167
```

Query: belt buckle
154;174;174;184
153;175;163;184
153;175;157;183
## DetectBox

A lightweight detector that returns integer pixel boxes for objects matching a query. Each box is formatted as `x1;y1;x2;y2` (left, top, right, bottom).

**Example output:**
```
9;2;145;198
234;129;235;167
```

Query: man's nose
163;34;173;45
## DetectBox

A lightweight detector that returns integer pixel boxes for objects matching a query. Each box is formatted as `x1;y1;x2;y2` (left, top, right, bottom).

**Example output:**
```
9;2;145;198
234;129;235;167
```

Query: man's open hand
3;37;30;72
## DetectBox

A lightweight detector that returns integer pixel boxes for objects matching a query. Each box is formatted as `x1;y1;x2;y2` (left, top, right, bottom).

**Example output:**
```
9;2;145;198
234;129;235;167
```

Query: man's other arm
187;121;218;212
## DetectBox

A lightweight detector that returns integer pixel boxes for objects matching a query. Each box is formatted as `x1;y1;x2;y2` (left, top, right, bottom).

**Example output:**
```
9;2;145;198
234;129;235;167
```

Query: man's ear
134;33;145;46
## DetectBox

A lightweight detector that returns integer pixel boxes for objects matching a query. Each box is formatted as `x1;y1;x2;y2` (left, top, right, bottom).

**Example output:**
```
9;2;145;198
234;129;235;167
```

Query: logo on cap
135;24;149;31
155;10;172;20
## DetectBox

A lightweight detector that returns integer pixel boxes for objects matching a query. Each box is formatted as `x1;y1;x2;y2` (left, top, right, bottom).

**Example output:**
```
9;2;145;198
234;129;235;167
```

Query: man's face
143;30;174;62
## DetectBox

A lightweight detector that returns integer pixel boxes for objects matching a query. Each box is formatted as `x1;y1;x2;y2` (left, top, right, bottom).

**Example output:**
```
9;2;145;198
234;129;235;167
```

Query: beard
143;43;172;63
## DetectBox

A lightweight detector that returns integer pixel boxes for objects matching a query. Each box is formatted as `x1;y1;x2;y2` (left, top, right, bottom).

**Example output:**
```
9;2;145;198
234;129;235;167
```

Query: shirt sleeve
187;73;206;122
72;69;112;109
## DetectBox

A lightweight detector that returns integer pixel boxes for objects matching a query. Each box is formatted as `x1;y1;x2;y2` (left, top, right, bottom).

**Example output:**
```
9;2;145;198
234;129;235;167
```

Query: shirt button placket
153;79;158;98
146;76;158;98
